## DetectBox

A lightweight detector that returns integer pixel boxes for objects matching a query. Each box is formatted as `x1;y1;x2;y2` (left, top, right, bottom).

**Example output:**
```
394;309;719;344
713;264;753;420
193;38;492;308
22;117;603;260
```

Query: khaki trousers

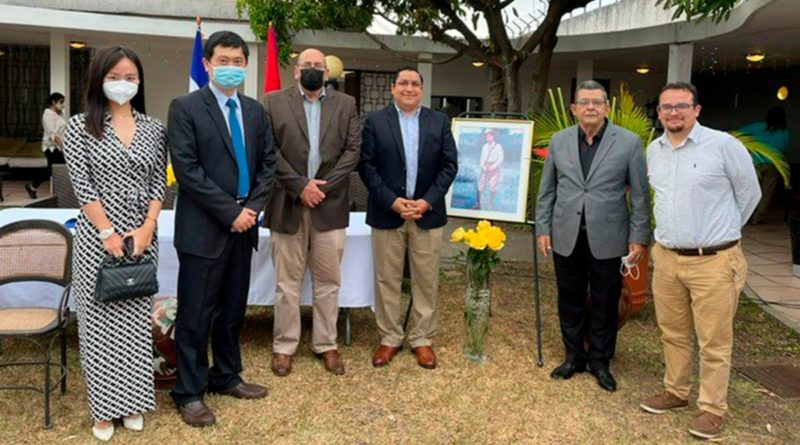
372;221;443;348
271;208;345;355
651;242;747;416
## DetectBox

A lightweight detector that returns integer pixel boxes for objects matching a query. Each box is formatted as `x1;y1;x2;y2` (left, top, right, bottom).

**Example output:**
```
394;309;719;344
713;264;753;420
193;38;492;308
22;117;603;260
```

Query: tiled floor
741;221;800;333
0;179;52;207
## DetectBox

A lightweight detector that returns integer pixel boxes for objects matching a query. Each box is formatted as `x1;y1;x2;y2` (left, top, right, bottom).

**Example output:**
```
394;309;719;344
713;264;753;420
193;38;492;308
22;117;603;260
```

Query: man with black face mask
261;48;361;377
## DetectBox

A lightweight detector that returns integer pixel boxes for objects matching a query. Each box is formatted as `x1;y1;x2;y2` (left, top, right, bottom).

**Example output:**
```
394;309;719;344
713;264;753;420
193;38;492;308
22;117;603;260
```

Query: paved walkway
0;179;52;207
741;221;800;332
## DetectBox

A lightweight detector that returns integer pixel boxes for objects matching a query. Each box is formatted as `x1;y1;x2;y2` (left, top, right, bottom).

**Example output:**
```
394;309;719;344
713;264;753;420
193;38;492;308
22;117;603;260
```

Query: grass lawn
1;261;798;444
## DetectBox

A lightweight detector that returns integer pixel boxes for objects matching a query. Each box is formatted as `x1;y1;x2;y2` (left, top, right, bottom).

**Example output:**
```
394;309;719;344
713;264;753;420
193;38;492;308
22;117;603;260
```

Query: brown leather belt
670;240;738;256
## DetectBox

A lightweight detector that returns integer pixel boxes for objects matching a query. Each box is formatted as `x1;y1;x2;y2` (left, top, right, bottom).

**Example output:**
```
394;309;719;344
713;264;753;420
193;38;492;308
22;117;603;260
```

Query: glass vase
463;259;491;363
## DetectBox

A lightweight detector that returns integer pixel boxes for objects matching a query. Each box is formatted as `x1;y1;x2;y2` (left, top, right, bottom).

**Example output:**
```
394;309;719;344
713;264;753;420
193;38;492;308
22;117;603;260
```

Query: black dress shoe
550;360;586;380
590;367;617;392
25;183;37;199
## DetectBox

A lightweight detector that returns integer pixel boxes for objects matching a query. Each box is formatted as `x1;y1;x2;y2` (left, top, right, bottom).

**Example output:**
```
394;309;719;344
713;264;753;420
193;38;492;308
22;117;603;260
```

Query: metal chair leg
343;308;352;346
44;349;52;429
60;329;67;393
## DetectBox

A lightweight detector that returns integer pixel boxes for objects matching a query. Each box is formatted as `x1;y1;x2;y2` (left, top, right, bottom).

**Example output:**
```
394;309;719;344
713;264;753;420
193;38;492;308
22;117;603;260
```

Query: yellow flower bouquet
166;164;177;187
450;220;506;362
166;163;179;208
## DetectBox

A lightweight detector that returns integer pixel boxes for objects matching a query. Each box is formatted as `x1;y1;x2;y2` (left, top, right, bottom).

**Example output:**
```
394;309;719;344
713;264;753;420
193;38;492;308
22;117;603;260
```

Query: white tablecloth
0;209;375;308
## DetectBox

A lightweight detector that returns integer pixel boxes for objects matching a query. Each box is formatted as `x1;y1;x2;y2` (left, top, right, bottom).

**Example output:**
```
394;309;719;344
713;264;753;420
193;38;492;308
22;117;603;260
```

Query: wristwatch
98;227;115;240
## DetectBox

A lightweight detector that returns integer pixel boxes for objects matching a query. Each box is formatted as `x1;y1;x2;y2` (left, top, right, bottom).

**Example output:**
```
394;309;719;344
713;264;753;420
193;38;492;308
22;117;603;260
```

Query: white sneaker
92;423;114;442
122;414;144;431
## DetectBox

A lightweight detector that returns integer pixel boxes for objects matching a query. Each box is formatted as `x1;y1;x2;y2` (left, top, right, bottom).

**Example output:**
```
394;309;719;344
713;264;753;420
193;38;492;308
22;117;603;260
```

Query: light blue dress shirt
646;122;761;249
209;81;245;146
395;103;421;198
300;86;327;179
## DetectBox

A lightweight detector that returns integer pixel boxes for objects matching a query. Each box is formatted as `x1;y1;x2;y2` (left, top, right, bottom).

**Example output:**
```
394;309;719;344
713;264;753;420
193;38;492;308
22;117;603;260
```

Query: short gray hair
575;80;608;102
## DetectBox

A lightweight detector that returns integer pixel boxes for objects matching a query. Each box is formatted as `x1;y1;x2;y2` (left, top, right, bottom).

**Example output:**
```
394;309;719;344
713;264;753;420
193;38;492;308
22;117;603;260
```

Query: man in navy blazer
359;67;458;369
168;31;276;427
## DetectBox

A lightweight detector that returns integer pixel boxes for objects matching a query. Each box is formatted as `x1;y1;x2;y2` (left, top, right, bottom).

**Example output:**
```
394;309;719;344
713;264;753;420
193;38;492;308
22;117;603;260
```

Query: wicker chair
50;164;80;208
0;220;73;429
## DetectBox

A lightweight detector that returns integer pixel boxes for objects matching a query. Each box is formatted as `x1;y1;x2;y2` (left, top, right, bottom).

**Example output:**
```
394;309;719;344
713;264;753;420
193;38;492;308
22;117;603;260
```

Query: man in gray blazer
536;80;650;392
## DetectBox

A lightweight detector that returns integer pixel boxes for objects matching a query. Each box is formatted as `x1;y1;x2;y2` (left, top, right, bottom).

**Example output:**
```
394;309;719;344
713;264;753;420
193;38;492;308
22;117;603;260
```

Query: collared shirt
577;119;607;179
300;85;327;178
209;81;245;145
646;122;761;249
395;103;421;198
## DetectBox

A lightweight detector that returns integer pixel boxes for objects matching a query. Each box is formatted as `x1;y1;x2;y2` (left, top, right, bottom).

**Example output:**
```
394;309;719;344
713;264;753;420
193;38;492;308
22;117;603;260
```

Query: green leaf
730;131;791;188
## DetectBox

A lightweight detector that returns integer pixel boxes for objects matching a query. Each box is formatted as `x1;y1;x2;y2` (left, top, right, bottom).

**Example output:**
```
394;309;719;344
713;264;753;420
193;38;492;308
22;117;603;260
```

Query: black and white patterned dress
63;110;167;422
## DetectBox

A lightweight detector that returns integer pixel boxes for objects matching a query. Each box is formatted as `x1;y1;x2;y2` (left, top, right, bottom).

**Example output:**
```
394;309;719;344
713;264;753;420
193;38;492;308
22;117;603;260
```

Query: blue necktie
226;98;250;198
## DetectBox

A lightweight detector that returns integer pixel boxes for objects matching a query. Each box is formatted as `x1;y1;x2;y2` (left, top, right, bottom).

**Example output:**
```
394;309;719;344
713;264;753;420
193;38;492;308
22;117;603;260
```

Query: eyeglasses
657;103;694;113
575;98;607;106
298;63;325;70
395;80;422;88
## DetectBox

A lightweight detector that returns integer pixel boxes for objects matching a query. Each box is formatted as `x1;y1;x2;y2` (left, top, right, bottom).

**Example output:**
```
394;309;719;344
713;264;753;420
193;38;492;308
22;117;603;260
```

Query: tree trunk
504;60;523;114
487;65;507;113
528;32;558;116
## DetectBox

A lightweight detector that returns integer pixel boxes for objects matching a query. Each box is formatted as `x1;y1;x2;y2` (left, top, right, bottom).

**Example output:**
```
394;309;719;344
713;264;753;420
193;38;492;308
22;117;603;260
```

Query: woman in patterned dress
63;46;166;441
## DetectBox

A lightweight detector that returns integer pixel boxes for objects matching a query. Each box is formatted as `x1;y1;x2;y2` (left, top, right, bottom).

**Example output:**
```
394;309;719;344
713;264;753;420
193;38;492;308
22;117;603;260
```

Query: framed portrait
446;118;534;223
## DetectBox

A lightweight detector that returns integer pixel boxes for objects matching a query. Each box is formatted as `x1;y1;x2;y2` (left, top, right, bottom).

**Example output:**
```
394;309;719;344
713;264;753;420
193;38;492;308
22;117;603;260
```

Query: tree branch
421;0;486;51
374;9;403;28
498;0;516;9
517;0;590;59
484;3;515;59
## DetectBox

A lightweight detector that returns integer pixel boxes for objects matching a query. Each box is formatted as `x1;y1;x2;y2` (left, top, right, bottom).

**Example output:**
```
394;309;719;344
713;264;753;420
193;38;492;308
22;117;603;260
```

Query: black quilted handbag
94;254;159;303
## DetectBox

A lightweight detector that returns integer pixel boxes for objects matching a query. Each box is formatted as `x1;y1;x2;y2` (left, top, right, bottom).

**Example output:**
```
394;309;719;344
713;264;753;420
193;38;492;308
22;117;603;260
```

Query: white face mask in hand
103;80;139;105
620;253;640;280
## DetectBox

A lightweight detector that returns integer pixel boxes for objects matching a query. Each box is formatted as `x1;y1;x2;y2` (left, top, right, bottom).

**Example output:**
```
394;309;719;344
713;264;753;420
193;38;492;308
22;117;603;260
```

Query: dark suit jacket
359;105;458;230
261;86;361;234
168;86;276;259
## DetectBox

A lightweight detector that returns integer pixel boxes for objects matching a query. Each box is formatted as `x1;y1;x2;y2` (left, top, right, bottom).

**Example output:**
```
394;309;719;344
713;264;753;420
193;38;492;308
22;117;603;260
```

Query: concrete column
576;59;594;84
244;42;261;99
49;32;70;115
418;53;433;108
667;43;693;83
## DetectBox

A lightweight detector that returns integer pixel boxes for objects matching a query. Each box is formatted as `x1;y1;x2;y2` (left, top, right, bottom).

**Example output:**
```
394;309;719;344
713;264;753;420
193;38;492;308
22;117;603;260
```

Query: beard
664;121;685;133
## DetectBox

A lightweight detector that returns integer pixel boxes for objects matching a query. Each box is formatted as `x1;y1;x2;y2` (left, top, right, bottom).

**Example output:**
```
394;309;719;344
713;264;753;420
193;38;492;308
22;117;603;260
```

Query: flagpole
189;16;209;92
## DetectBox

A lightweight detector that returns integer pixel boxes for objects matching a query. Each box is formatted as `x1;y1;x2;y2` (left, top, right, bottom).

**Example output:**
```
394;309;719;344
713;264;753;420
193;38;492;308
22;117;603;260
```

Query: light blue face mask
212;65;246;88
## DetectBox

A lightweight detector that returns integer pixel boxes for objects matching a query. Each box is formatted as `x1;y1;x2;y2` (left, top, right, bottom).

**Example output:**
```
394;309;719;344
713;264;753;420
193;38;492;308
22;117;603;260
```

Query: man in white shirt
640;82;760;441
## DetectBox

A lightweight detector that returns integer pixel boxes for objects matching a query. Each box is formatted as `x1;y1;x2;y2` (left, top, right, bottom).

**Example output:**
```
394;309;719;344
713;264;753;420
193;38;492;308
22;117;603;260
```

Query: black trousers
170;233;253;406
552;229;622;369
32;149;65;188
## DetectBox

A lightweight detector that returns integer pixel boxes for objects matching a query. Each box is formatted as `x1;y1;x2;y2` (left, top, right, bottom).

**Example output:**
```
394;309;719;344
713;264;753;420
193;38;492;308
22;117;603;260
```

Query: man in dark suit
261;48;361;377
359;67;458;370
168;31;276;427
536;80;650;392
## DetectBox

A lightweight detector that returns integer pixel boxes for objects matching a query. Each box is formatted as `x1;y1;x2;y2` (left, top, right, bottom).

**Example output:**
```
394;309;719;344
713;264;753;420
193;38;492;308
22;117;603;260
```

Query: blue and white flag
189;25;208;92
